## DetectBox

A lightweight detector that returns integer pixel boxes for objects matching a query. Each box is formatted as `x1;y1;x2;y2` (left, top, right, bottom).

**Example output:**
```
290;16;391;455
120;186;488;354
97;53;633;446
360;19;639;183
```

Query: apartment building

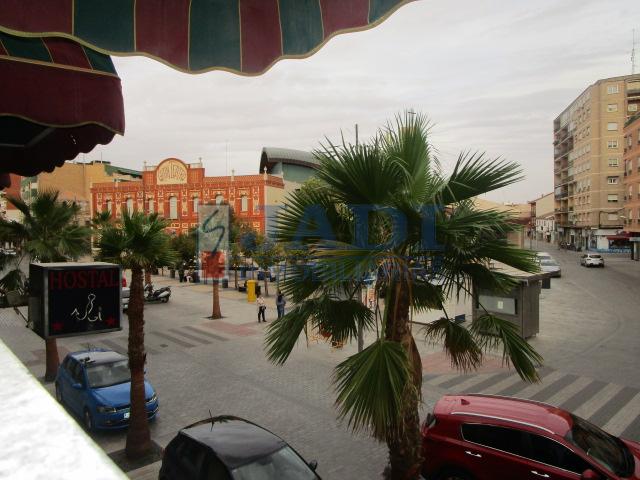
622;113;640;260
554;74;640;251
530;192;556;244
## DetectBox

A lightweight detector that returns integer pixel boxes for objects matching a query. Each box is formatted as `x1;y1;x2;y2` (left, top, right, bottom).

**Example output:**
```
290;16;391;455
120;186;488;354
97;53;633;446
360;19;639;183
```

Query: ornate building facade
91;158;286;235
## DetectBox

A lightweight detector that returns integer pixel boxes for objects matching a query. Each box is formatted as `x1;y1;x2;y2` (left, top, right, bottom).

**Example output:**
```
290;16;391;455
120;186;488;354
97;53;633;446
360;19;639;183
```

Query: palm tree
0;191;90;381
97;211;176;460
265;112;543;479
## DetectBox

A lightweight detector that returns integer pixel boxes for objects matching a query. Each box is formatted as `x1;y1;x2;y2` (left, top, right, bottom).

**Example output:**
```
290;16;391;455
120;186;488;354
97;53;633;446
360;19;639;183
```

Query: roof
260;147;319;173
489;261;549;283
70;350;126;365
435;394;573;437
181;416;285;469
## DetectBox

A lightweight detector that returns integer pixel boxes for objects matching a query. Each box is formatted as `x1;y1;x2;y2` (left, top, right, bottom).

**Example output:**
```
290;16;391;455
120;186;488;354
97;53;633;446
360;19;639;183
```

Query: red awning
606;234;631;240
0;32;124;186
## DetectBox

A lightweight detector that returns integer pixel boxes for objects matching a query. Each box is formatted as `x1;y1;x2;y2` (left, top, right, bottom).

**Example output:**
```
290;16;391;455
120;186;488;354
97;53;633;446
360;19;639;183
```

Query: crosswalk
423;369;640;441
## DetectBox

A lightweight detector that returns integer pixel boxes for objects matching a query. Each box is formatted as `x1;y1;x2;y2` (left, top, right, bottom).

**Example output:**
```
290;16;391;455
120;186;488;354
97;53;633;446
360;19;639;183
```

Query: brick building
91;158;286;235
622;113;640;260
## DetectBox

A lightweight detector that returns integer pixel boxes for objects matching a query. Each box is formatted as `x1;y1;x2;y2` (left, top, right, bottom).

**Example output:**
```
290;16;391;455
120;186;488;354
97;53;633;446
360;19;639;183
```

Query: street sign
29;262;122;339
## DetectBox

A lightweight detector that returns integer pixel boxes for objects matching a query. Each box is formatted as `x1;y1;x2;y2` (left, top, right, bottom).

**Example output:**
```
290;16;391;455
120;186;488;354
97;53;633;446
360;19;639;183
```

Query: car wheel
437;469;474;480
55;383;63;404
83;409;94;431
162;297;169;303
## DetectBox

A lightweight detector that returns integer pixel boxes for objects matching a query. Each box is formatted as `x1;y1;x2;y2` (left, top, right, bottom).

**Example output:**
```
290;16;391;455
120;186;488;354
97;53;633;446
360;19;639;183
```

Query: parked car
580;254;605;268
55;349;158;431
421;394;640;480
536;252;561;277
159;416;320;479
122;286;130;312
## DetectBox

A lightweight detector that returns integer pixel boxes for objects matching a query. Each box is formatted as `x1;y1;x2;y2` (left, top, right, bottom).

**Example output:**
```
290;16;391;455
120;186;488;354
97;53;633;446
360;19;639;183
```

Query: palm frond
424;317;483;372
333;340;409;440
264;302;315;365
470;314;543;382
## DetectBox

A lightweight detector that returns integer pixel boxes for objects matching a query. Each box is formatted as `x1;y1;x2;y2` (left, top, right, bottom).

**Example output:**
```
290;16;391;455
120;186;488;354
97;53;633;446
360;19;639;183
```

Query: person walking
276;290;286;319
257;294;267;323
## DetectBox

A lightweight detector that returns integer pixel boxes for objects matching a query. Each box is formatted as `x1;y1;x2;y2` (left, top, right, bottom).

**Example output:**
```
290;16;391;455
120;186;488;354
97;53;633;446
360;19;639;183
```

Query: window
527;433;591;474
169;196;178;219
192;196;199;214
215;194;224;205
608;140;618;149
607;194;618;203
607;176;619;185
607;84;619;94
461;424;528;457
629;103;639;112
126;198;134;214
607;103;618;112
147;198;154;214
608;158;619;167
607;122;618;131
240;195;248;212
106;200;112;213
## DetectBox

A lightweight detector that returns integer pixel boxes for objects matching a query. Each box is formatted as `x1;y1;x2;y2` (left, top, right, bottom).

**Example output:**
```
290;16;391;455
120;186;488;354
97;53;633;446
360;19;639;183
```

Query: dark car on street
159;416;320;479
421;394;640;480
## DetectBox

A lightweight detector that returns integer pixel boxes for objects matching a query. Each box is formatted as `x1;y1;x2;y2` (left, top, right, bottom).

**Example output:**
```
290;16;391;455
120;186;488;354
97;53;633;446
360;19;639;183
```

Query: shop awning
606;234;631;240
0;31;124;187
0;0;414;75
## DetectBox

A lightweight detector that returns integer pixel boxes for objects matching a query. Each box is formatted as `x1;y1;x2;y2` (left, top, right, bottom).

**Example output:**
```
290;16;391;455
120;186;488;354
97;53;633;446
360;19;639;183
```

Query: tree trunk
211;280;222;319
144;269;151;286
234;268;238;290
44;337;60;382
263;270;269;296
125;266;151;460
384;281;424;480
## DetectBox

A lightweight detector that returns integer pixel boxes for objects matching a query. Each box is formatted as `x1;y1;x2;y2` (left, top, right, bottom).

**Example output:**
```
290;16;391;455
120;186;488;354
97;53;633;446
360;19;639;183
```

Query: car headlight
146;393;157;404
97;406;117;414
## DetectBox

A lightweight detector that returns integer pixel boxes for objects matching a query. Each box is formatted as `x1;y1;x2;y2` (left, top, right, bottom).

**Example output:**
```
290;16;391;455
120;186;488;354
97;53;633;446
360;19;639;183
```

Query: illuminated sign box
29;262;122;339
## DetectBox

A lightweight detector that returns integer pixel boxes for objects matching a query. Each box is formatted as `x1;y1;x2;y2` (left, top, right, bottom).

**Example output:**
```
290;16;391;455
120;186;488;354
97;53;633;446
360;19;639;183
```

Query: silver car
580;253;605;268
536;252;561;277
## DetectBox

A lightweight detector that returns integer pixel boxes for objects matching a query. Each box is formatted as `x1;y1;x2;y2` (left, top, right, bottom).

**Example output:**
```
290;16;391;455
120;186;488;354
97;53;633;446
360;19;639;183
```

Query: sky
88;0;639;203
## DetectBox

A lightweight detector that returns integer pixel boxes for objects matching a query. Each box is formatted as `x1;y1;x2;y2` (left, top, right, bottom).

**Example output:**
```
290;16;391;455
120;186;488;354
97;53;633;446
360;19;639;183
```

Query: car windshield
540;259;558;266
86;360;130;388
589;255;602;259
565;414;634;476
231;446;317;480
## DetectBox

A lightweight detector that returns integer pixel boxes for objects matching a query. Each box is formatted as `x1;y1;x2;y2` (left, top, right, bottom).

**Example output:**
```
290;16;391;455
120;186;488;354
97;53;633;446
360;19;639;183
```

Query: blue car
55;349;159;431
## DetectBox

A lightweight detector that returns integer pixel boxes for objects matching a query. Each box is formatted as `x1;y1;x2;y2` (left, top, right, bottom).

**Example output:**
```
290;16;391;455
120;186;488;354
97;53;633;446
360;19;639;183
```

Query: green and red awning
0;0;414;74
0;32;124;186
0;0;415;186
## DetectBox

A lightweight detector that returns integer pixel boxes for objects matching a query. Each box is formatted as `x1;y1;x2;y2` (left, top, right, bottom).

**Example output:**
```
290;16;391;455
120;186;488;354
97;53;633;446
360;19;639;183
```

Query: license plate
123;412;130;419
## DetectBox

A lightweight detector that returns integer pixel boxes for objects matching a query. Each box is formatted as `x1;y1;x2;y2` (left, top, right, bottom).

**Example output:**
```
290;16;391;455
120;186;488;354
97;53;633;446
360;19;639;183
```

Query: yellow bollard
246;279;256;302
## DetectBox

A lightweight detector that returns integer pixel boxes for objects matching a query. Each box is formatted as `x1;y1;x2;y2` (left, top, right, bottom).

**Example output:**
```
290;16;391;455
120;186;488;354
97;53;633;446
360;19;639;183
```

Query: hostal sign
29;262;122;339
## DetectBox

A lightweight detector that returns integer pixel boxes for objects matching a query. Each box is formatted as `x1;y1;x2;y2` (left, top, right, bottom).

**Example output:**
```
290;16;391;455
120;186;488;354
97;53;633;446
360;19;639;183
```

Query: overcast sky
88;0;638;202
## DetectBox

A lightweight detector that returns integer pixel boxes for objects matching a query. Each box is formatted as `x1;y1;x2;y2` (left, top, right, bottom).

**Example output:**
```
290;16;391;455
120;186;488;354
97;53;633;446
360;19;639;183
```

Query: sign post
29;262;122;339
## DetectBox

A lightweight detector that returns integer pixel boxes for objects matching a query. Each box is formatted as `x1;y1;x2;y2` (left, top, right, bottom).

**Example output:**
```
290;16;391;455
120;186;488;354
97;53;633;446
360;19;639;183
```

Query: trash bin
222;279;229;288
246;280;257;302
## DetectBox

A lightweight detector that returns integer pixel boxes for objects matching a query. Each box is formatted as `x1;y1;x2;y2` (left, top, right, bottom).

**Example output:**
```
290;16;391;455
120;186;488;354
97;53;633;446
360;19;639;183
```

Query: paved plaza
1;248;639;479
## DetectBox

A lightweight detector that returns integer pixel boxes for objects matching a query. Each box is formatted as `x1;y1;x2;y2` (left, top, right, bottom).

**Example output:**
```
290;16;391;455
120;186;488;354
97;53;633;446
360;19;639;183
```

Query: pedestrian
276;290;286;319
257;294;266;323
178;262;185;283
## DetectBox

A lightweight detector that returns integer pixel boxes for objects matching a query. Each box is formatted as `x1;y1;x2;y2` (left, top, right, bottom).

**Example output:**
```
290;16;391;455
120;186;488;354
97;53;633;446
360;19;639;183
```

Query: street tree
0;191;90;381
265;112;543;479
97;211;177;460
253;238;282;296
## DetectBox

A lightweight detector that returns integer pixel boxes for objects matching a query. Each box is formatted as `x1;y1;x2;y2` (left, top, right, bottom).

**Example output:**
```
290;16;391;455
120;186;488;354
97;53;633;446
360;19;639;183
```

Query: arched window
169;196;178;219
193;196;199;214
106;200;112;213
216;194;224;205
147;198;154;214
241;195;248;212
126;198;134;214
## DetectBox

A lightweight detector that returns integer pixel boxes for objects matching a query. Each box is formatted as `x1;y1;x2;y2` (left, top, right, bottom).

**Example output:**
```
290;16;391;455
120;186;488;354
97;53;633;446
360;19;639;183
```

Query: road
1;250;639;479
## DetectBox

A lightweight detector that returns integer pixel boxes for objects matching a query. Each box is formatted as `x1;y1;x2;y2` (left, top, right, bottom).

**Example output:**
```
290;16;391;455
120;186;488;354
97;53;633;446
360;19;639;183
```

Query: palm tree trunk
144;269;151;286
211;280;222;319
384;281;423;480
44;337;59;382
125;266;151;459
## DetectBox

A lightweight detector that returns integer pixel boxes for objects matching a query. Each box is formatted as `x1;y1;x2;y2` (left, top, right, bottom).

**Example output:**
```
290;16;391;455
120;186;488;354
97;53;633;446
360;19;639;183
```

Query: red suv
422;394;640;480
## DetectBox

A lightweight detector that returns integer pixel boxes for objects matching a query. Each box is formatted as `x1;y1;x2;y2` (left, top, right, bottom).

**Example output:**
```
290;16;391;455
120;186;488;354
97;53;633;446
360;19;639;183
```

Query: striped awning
0;31;124;185
0;0;415;74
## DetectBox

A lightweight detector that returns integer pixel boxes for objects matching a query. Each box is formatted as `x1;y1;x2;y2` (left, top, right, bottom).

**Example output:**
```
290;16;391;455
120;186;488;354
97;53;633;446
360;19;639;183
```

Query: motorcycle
144;284;171;303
